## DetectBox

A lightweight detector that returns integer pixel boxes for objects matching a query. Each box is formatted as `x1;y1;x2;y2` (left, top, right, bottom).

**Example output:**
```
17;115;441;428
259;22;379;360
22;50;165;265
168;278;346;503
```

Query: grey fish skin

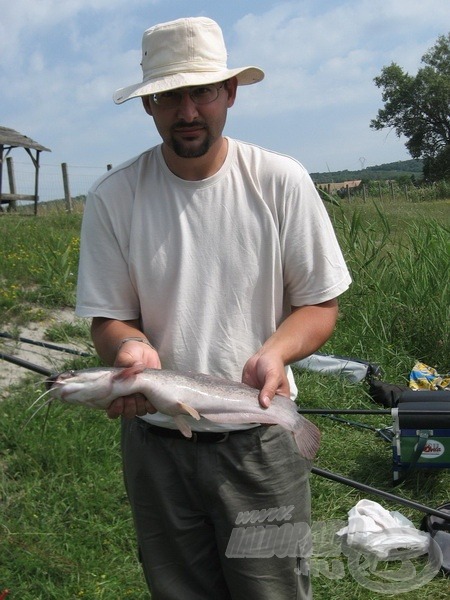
46;365;321;459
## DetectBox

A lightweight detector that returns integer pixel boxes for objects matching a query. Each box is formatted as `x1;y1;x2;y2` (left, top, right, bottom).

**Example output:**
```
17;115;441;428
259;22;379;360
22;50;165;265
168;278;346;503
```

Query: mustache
171;121;206;131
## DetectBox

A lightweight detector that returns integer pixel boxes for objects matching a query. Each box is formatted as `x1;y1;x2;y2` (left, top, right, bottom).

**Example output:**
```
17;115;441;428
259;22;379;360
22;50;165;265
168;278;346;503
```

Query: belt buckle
216;432;230;443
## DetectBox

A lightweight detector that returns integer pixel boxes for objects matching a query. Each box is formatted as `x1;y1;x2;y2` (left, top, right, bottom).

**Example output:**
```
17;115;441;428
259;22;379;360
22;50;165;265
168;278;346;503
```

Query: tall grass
327;200;449;378
0;212;80;324
0;199;449;599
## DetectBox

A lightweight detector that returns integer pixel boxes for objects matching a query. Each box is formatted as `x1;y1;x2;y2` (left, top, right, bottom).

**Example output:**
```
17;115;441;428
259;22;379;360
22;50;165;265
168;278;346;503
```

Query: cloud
0;1;150;138
228;0;450;115
2;0;448;174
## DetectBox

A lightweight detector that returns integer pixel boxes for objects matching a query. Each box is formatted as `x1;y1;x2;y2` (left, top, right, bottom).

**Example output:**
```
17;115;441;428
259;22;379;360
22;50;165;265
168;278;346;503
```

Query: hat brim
113;66;264;104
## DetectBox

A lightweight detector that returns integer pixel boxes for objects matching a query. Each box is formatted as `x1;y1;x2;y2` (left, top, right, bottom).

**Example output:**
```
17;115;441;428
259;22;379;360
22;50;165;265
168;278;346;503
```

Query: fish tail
293;417;321;460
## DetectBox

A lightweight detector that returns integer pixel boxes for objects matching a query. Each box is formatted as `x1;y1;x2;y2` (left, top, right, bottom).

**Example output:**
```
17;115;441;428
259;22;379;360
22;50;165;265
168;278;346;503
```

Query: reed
328;200;449;378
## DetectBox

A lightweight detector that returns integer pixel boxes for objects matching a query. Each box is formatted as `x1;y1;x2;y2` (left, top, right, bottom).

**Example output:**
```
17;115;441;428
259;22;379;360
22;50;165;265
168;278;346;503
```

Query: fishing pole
298;408;450;416
311;466;450;522
0;332;92;357
319;414;393;442
0;352;52;376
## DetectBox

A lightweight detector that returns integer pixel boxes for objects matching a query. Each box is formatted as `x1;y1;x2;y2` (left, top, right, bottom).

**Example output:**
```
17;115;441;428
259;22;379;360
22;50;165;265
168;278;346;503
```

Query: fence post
6;157;17;211
362;184;367;203
404;185;409;202
61;162;73;213
378;181;383;201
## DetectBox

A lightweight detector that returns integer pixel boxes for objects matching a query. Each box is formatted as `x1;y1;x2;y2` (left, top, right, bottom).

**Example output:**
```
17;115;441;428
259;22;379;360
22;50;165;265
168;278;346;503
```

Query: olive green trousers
121;418;312;600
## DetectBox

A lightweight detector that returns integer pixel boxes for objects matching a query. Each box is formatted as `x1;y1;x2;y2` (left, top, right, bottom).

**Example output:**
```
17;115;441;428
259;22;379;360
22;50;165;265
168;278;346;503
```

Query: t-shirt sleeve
75;189;140;320
280;169;351;306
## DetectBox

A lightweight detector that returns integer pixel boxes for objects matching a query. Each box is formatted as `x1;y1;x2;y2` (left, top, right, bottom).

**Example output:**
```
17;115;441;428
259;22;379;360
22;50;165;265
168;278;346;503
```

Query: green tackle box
392;391;450;482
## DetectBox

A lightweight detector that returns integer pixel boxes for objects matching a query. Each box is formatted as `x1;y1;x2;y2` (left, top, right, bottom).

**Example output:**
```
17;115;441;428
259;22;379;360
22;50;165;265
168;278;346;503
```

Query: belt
137;419;254;443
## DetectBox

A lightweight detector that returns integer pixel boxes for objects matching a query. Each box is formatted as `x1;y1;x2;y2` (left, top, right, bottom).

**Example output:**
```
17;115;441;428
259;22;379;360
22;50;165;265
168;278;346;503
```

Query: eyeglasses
151;82;226;109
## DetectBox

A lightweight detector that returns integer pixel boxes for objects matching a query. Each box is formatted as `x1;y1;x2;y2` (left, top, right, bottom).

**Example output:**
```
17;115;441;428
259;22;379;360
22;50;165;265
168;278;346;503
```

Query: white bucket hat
113;17;264;104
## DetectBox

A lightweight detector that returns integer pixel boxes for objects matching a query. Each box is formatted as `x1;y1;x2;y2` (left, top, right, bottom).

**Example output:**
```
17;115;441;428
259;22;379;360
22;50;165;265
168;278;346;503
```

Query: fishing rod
311;466;450;522
298;408;450;416
0;332;92;357
0;352;52;376
319;414;393;442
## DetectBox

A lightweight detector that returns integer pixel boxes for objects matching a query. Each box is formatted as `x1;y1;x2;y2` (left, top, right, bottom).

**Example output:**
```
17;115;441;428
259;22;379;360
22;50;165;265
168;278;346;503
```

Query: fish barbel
46;365;320;459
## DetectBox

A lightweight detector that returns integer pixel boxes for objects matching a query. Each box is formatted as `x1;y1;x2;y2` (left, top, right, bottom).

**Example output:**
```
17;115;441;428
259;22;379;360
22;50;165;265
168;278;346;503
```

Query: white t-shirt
76;138;351;430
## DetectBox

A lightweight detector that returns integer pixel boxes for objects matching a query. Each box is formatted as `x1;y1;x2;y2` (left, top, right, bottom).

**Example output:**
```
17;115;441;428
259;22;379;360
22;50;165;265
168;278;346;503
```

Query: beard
169;122;212;158
171;137;210;158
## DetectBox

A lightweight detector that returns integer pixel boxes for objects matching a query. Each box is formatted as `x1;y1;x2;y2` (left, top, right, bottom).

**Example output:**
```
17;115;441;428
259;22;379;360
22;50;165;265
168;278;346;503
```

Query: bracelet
116;337;155;353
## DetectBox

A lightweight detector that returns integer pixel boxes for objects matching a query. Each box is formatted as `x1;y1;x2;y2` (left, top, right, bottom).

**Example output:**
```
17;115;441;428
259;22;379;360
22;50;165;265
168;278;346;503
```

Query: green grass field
0;197;449;599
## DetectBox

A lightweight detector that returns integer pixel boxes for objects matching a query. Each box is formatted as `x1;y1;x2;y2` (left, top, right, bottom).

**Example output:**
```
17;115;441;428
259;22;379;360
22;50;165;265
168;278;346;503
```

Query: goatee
171;137;211;158
170;122;211;158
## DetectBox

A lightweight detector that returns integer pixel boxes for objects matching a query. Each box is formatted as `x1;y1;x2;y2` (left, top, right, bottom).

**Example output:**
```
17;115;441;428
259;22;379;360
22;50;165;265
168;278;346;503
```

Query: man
76;16;351;599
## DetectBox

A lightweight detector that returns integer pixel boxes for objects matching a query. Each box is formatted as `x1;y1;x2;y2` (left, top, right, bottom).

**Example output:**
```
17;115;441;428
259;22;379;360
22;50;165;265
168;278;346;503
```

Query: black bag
368;379;410;408
420;502;450;576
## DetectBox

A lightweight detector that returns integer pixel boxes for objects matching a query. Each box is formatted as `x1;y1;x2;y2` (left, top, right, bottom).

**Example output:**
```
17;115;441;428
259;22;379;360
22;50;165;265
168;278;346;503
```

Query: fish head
46;368;115;407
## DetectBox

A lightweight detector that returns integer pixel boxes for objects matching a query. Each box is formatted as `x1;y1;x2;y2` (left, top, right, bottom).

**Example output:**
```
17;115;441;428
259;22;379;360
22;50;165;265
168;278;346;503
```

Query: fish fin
178;402;201;420
293;416;321;460
174;415;193;438
113;364;147;381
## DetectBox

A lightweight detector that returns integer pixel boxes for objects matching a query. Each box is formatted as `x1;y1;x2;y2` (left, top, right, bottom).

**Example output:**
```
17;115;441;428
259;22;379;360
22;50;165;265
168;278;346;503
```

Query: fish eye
59;370;76;381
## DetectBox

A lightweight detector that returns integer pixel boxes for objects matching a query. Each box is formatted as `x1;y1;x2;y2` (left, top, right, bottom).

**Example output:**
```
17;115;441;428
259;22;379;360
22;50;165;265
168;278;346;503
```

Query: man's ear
225;77;238;108
142;96;153;116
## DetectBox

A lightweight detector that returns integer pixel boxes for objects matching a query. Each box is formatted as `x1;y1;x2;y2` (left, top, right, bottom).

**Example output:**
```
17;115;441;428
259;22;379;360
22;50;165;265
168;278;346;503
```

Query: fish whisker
28;387;54;412
21;395;54;433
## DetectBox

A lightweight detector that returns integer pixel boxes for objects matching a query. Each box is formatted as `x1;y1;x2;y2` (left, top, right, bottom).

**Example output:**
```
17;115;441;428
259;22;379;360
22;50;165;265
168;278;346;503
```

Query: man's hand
242;350;290;408
242;301;339;408
107;339;161;419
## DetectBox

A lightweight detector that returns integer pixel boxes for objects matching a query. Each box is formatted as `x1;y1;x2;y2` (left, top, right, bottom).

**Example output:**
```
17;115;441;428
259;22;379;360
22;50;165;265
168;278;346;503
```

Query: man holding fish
75;16;351;600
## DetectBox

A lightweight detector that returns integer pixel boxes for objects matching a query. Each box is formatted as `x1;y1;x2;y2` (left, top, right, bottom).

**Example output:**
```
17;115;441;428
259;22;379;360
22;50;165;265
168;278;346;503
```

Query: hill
310;159;423;184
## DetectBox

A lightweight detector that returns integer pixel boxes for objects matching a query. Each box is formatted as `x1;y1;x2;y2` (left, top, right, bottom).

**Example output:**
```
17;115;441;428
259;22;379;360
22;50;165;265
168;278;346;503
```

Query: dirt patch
0;309;92;395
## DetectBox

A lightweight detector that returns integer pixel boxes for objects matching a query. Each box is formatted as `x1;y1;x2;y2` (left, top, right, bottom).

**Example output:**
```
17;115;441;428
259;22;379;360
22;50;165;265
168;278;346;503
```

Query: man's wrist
116;337;155;353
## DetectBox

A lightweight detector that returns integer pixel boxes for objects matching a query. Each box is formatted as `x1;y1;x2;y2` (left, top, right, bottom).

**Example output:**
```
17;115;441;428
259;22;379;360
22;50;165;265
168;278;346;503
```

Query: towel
337;499;430;559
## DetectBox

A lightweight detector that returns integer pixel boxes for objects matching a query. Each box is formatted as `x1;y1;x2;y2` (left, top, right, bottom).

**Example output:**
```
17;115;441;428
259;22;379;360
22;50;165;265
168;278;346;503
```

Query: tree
370;33;450;181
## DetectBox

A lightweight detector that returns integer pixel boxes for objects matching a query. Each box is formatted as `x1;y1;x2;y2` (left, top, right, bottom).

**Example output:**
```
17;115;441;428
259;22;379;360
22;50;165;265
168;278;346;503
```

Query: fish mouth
45;373;60;390
45;369;77;390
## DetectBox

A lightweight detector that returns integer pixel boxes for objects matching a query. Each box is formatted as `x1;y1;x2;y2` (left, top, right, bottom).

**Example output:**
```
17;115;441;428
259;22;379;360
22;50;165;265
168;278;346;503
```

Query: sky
1;0;450;181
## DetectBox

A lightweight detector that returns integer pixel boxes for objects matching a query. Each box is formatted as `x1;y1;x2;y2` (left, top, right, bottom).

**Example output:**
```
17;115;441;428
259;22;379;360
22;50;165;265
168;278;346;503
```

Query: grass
326;199;449;377
0;376;146;599
0;210;82;325
0;198;449;598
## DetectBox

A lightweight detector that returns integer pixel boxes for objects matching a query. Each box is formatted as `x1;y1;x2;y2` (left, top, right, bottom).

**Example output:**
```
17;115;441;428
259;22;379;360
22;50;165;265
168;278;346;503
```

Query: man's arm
91;317;161;418
241;299;339;407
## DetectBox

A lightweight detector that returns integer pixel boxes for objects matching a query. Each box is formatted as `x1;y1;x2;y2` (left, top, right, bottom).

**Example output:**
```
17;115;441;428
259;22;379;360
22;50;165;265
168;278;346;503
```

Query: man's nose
176;91;199;121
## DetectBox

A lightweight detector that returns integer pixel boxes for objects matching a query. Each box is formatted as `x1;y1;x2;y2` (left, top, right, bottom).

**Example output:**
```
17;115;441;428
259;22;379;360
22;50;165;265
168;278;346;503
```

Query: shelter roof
0;126;51;152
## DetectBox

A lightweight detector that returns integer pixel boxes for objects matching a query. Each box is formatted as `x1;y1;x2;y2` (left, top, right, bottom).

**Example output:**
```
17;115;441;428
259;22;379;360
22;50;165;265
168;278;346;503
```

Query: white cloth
337;499;430;559
76;138;351;430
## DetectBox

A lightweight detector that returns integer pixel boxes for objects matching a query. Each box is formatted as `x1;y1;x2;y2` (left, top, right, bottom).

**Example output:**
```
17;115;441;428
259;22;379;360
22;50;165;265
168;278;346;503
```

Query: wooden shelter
0;126;51;215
